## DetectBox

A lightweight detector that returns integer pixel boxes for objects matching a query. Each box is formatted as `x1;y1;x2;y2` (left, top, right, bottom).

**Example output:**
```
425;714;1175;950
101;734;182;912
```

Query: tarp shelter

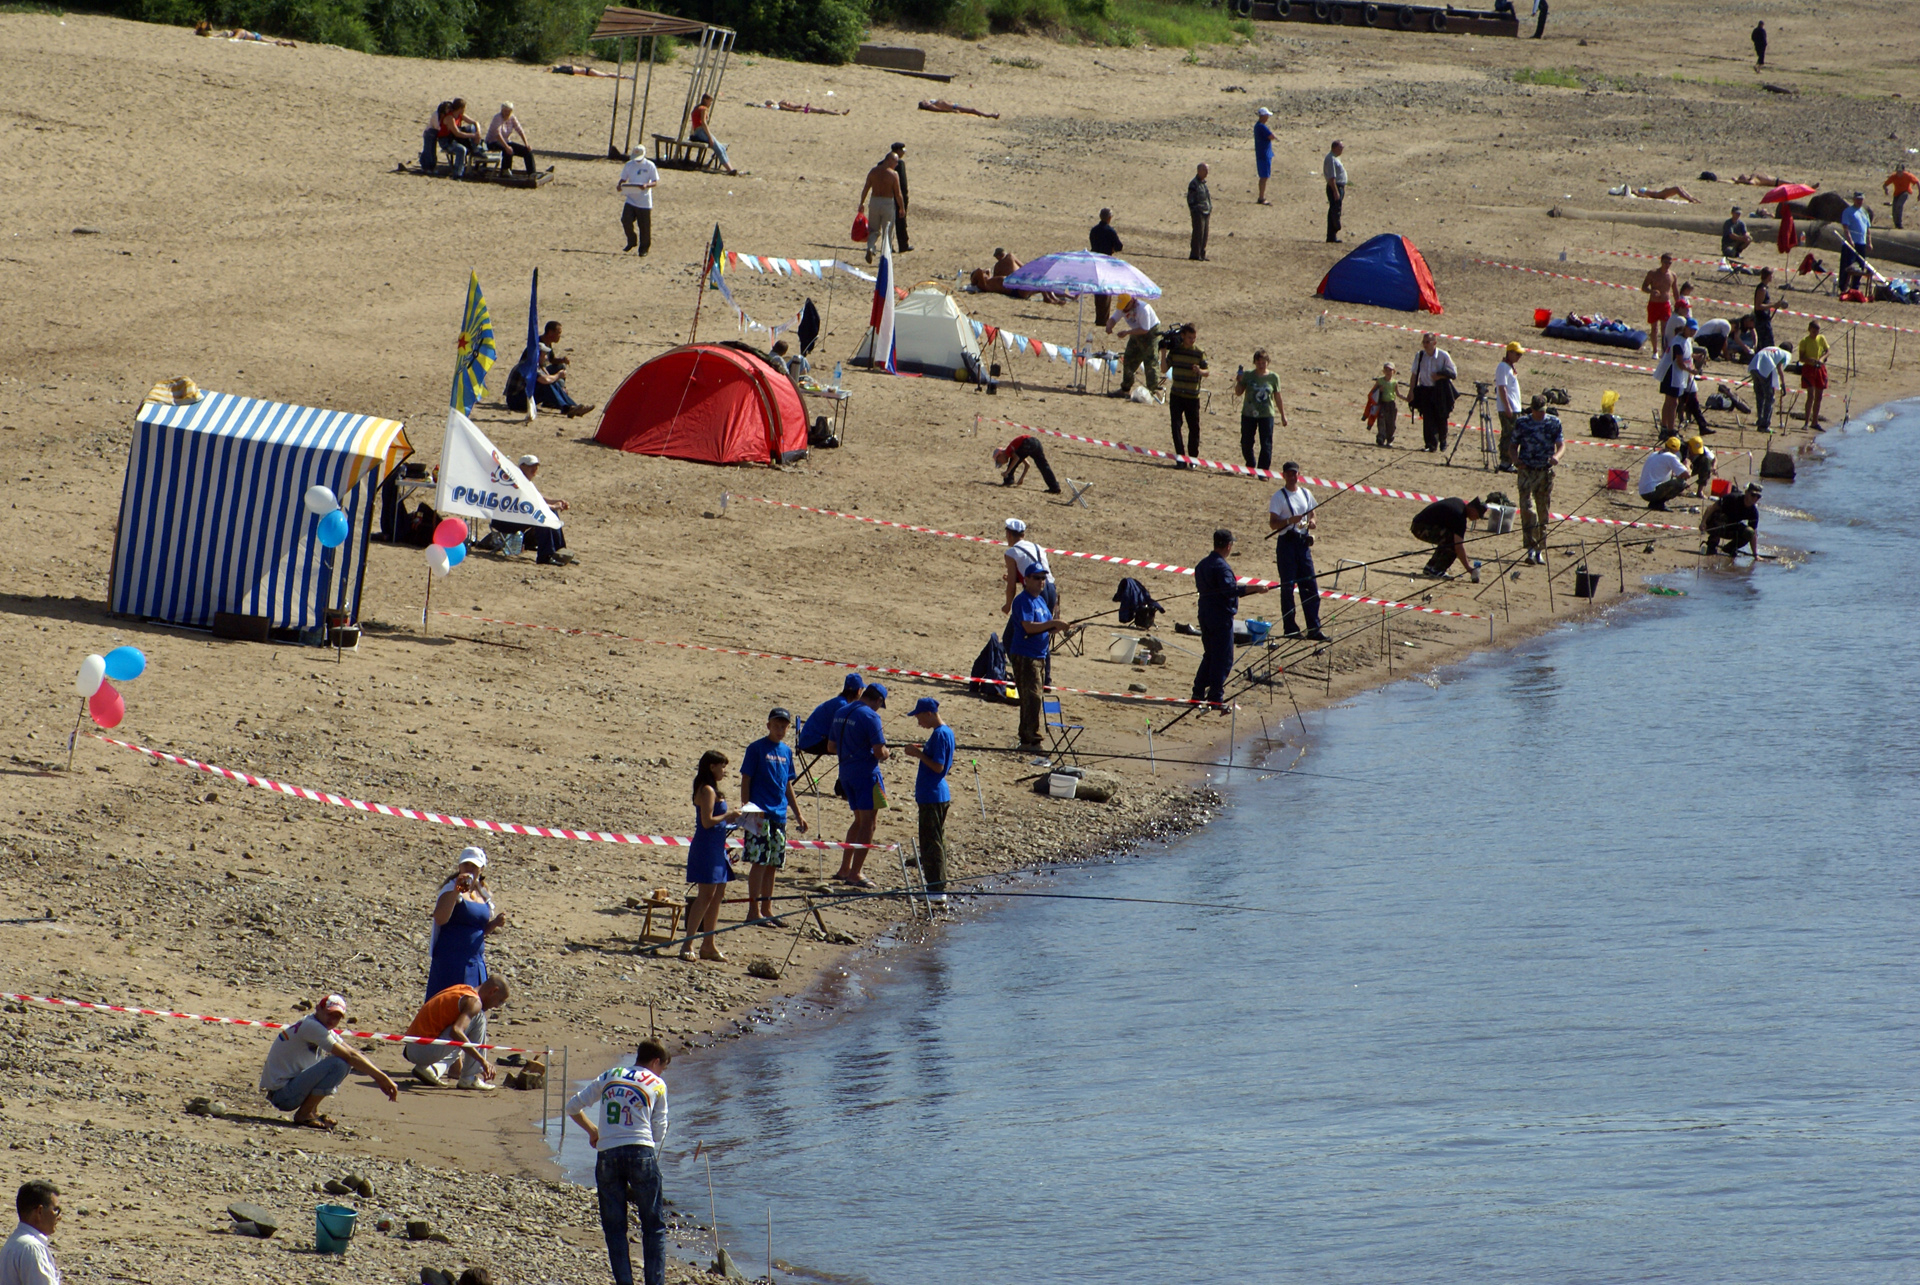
852;286;985;380
592;7;731;161
1316;234;1444;314
595;344;808;465
111;384;411;636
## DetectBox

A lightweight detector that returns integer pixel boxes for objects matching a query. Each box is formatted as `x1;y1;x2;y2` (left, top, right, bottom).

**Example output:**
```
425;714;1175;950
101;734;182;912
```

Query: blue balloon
445;541;467;568
102;646;146;682
316;508;350;549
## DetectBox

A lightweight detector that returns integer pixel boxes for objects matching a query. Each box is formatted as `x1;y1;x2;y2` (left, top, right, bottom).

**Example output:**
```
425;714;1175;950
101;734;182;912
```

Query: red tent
595;344;809;466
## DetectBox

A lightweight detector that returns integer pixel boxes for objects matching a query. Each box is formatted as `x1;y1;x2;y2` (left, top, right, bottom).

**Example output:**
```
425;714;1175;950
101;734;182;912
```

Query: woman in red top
689;94;737;175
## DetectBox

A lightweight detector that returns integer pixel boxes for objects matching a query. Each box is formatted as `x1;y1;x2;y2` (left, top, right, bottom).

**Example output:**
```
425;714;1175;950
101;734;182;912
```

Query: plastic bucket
1605;468;1629;492
1710;477;1732;497
1244;619;1272;642
315;1204;357;1254
1533;307;1552;327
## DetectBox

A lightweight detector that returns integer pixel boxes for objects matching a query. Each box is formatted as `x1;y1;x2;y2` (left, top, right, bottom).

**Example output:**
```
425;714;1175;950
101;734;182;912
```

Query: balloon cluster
74;646;146;730
425;517;468;578
304;484;350;549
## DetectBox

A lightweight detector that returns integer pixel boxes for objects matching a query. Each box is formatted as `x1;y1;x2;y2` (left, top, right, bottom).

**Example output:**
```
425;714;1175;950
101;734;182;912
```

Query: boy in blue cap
830;682;889;886
740;707;809;927
901;697;955;901
1008;565;1070;748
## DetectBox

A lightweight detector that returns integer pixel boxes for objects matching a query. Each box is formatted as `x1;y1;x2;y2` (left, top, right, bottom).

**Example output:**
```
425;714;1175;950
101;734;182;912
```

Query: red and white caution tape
1325;312;1657;373
1474;257;1920;336
735;494;1487;618
431;611;1213;706
4;992;534;1053
980;419;1695;532
87;735;896;850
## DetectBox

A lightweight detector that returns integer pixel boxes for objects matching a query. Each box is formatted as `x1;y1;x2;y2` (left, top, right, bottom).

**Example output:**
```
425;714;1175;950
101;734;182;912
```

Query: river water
562;404;1920;1283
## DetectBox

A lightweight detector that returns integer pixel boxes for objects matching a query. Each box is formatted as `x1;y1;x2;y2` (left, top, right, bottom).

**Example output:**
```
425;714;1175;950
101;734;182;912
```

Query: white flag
434;407;564;530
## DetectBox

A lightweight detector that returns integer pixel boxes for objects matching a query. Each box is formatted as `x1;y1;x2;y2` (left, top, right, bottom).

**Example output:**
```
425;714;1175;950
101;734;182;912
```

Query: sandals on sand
295;1115;338;1132
699;948;729;963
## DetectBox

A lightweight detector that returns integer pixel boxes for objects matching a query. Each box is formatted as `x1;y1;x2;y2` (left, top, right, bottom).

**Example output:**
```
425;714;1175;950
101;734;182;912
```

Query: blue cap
911;697;939;716
866;681;889;705
842;673;864;692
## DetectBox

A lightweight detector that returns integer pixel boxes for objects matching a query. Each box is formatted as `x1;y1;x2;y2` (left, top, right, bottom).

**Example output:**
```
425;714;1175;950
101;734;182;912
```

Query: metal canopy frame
591;6;733;160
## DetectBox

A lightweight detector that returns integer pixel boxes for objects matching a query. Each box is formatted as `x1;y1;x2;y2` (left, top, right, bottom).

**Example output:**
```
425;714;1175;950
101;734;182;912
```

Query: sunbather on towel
749;100;851;115
920;99;999;119
969;249;1065;304
1631;184;1701;203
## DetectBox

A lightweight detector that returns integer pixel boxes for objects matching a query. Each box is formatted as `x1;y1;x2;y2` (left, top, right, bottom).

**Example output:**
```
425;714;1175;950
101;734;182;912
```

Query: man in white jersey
569;1040;672;1285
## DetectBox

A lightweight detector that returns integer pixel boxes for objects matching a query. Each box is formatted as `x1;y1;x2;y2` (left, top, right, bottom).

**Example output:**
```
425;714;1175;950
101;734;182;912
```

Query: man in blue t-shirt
1008;565;1069;748
901;697;955;900
830;682;889;886
740;707;810;927
798;674;861;756
1839;192;1873;295
1254;106;1275;206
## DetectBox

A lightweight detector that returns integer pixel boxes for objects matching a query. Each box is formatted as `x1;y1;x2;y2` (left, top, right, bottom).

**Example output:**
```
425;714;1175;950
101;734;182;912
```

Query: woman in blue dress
427;846;508;999
1254;107;1275;205
684;750;742;963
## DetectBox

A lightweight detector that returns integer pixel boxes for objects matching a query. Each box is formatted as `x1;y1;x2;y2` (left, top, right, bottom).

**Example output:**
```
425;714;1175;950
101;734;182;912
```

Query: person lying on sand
747;100;850;115
1733;173;1818;189
1627;184;1702;203
969;248;1065;303
550;64;625;78
196;21;297;44
920;99;999;119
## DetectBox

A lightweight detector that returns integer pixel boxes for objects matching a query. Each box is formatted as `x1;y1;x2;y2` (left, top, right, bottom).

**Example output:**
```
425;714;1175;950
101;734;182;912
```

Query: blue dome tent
1316;234;1444;313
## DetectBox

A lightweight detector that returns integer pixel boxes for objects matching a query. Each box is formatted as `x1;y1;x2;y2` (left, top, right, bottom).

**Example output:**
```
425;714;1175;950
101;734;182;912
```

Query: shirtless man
919;99;999;119
856;154;905;264
1640;253;1678;332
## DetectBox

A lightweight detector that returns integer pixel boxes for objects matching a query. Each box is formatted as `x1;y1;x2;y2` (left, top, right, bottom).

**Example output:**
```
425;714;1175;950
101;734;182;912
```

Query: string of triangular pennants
707;252;910;342
965;318;1120;373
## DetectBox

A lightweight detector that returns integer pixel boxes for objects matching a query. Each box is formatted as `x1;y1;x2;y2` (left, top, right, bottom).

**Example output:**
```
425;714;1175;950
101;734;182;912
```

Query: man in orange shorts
1641;252;1677;327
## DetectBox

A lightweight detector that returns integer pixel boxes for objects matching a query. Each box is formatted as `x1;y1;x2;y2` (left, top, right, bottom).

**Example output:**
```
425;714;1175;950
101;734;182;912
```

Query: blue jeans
266;1056;350;1112
1274;534;1322;633
690;126;730;170
535;378;577;411
439;136;472;177
421;128;439;173
596;1144;666;1285
1755;379;1775;430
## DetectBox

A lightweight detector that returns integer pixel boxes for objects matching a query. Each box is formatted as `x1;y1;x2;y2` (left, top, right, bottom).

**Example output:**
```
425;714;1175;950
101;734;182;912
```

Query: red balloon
88;680;125;730
433;518;469;549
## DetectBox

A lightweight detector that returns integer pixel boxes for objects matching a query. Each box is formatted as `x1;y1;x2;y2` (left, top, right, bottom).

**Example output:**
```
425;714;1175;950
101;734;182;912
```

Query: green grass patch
1512;66;1582;89
911;0;1253;50
0;2;67;11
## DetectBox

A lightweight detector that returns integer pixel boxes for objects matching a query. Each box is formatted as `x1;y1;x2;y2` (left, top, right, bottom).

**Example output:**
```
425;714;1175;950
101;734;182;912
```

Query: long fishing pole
1264;451;1423;540
941;741;1380;785
1057;589;1200;630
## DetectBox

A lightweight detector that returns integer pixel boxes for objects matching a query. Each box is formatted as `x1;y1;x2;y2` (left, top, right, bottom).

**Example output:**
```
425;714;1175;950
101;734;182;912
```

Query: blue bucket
1244;619;1272;642
314;1203;357;1254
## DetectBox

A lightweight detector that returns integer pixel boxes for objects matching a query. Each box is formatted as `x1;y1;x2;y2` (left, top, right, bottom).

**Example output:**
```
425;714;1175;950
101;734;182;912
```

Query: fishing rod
941;740;1380;785
1265;452;1423;541
1057;589;1200;631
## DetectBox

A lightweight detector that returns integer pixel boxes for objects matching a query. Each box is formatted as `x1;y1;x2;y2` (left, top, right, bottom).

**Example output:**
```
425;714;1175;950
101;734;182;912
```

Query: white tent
854;287;984;381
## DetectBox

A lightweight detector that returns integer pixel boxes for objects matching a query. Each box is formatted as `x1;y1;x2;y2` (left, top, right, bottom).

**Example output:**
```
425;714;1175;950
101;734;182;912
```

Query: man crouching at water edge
570;1040;671;1285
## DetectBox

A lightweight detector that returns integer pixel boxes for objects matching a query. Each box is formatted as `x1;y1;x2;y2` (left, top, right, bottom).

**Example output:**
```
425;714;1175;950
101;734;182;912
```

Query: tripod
1446;382;1497;470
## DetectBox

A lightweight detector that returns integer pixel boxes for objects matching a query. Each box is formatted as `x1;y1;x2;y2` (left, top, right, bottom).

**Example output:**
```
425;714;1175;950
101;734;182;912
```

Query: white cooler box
1484;504;1516;534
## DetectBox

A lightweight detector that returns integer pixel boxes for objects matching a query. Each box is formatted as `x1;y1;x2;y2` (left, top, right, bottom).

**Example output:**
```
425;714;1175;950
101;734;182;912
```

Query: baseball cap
517;454;538;468
1745;482;1764;496
1528;393;1547;410
458;846;488;869
1281;460;1300;473
1022;564;1048;577
1256;106;1272;117
865;681;889;705
1505;341;1524;355
768;707;793;723
1005;518;1027;534
1663;437;1683;451
317;994;348;1017
911;697;939;716
842;673;864;692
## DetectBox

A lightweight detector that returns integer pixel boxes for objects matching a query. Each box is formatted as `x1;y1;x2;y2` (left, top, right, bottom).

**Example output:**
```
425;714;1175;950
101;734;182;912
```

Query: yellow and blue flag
452;270;496;415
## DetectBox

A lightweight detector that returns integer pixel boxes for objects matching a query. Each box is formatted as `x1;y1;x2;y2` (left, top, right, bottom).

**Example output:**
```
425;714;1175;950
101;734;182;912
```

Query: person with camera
427;847;508;1002
1266;462;1327;642
1410;332;1458;452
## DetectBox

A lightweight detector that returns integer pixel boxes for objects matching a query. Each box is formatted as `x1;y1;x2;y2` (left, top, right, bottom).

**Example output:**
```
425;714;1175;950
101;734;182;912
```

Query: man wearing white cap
490;455;573;566
616;143;658;256
1254;107;1275;205
259;993;398;1130
1002;518;1057;621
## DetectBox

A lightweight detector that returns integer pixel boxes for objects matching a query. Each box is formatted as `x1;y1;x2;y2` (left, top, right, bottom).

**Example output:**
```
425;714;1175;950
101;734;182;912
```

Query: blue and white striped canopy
111;389;411;634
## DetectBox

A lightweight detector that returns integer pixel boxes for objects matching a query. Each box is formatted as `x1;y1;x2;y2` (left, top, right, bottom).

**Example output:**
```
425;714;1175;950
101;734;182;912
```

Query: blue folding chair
1042;696;1084;766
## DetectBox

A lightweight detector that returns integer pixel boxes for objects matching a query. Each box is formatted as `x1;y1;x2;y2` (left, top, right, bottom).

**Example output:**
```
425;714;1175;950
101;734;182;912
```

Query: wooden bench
652;134;719;172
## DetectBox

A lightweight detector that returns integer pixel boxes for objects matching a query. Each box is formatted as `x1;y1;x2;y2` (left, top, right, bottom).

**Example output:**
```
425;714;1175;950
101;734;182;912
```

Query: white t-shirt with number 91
567;1063;669;1150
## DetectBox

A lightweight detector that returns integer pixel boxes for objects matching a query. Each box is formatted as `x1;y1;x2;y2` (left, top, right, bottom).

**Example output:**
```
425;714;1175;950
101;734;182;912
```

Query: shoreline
3;7;1916;1279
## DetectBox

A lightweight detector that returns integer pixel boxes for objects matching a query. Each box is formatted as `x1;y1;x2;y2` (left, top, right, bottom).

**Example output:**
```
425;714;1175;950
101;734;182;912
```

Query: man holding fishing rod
1192;529;1273;711
1266;462;1328;643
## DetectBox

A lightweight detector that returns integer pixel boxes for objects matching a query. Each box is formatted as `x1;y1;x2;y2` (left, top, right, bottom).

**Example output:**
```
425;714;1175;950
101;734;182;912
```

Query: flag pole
691;224;720;344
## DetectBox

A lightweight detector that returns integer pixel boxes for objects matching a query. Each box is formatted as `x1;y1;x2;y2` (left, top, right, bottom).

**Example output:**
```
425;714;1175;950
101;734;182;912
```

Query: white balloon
304;484;340;516
74;654;106;697
424;544;451;578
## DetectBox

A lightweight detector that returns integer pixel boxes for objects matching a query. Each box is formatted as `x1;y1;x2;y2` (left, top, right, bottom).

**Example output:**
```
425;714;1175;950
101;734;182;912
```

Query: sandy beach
1;3;1915;1278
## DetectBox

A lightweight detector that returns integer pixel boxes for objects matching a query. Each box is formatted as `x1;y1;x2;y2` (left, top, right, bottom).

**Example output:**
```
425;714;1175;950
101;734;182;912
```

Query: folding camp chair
1785;252;1836;297
1042;696;1084;765
1710;256;1760;285
1062;477;1094;508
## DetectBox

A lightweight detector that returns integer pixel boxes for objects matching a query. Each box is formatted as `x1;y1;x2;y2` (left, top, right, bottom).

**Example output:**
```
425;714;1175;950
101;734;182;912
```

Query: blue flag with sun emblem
451;270;496;415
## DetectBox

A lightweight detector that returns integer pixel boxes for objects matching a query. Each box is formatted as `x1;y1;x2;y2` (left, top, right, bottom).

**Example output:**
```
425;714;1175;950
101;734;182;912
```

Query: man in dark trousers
1324;140;1348;243
1008;566;1070;747
1751;20;1767;67
1703;483;1763;556
1266;463;1328;642
1411;497;1486;581
1531;0;1548;37
994;433;1062;493
1187;164;1212;261
1191;529;1272;710
1089;208;1122;328
888;142;913;251
900;697;954;901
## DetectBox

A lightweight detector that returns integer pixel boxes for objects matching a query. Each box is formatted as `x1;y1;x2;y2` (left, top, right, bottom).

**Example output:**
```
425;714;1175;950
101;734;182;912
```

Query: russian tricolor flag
869;248;897;374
